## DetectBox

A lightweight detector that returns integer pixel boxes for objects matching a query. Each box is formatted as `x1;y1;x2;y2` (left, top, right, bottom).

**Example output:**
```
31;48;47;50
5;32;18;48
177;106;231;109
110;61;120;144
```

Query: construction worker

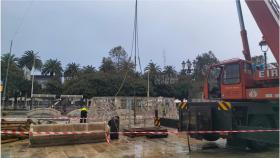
80;105;88;123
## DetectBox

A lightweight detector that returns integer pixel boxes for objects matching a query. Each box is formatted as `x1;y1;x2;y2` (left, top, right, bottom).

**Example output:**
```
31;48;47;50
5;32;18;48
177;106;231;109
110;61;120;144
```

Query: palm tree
64;62;80;78
163;65;177;84
18;50;42;71
144;62;161;75
82;65;96;74
1;53;18;65
42;59;63;77
163;65;177;76
1;53;19;81
144;62;161;84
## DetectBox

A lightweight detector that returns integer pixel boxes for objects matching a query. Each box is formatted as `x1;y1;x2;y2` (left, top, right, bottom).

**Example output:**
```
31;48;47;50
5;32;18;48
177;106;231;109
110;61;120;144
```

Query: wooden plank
123;127;168;138
1;138;19;144
2;121;28;124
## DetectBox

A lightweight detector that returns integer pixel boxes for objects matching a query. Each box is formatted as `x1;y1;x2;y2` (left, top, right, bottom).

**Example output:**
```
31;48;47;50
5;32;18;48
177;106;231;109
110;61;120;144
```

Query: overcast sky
1;0;276;72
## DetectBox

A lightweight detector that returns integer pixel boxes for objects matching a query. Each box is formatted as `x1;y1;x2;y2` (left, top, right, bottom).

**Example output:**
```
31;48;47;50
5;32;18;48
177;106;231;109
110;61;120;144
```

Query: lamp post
181;61;186;70
181;60;186;75
186;59;192;74
144;66;150;127
30;52;38;110
259;38;268;69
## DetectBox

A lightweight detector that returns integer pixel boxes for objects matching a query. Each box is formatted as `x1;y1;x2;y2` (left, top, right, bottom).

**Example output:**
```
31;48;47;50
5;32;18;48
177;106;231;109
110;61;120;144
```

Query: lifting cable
111;0;141;131
3;0;34;101
114;0;141;97
12;0;34;41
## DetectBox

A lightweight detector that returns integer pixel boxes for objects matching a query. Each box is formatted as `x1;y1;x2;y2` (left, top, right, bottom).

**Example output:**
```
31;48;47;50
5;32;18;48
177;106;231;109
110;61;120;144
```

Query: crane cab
203;59;254;100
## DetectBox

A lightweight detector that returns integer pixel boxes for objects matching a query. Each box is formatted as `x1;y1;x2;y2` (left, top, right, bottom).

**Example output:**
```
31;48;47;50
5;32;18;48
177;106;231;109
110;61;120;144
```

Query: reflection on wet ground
1;133;279;158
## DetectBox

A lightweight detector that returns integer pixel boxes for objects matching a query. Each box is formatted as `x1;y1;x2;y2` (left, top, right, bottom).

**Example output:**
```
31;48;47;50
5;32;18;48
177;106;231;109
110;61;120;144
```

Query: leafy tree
42;59;63;77
99;57;116;73
17;80;41;98
109;46;127;71
119;57;135;74
174;76;191;99
190;51;219;98
64;72;116;97
45;79;63;95
0;47;222;100
154;84;176;97
252;55;265;65
192;51;218;81
18;50;42;71
64;62;80;78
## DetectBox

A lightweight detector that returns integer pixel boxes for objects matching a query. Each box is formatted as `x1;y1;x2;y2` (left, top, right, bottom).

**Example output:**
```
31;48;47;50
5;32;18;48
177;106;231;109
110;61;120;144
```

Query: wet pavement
1;133;279;158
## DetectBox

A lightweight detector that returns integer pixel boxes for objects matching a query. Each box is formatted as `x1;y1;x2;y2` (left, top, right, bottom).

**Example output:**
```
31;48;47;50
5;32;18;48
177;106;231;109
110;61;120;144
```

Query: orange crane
178;0;279;150
203;0;279;101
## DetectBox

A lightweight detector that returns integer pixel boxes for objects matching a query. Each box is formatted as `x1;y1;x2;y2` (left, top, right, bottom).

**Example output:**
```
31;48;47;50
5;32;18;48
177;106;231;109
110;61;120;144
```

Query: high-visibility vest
81;107;88;112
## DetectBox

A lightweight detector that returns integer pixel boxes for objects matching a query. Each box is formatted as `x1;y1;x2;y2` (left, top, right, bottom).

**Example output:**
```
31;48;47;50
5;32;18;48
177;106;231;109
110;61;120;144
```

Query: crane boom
236;0;252;61
245;0;280;63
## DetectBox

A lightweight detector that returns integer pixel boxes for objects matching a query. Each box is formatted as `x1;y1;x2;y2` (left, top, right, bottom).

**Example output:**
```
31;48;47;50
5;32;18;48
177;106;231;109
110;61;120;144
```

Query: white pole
144;70;150;127
30;53;37;110
30;54;36;98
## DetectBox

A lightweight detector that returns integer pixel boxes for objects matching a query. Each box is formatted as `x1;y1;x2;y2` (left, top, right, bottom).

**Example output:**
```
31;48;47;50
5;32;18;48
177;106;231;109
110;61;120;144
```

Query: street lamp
186;59;192;74
181;61;186;70
259;38;268;69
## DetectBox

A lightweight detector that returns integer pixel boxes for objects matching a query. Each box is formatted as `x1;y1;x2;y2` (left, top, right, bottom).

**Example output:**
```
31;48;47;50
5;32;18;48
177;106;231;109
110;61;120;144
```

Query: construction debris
1;119;34;144
27;108;61;118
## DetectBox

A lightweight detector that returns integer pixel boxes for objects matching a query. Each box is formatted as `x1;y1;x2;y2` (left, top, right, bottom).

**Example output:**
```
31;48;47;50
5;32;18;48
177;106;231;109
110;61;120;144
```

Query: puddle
134;144;143;158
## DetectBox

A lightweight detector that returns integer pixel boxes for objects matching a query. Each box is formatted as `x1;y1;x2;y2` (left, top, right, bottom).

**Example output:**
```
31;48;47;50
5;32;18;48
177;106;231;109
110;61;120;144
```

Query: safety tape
105;132;110;144
2;129;279;136
2;116;155;120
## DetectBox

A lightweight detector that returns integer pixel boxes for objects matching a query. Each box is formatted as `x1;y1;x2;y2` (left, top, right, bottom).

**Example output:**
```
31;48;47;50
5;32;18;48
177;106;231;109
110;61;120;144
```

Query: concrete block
30;122;109;147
